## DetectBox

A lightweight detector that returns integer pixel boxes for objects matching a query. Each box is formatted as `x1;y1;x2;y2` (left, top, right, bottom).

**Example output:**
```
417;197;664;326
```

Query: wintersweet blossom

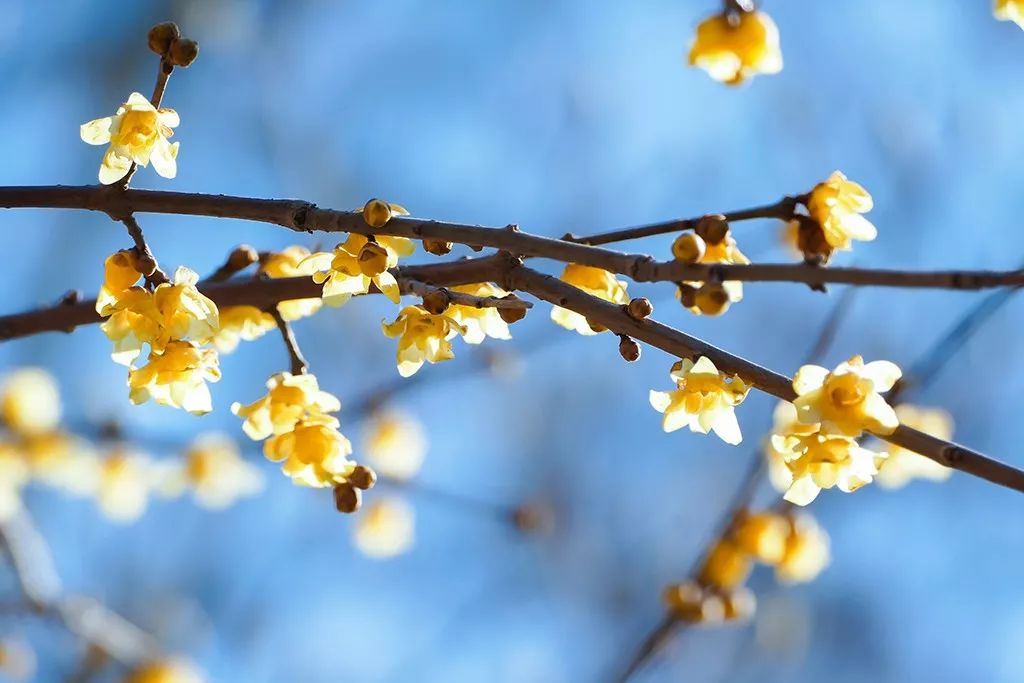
649;357;749;445
364;410;427;480
0;368;61;436
0;444;29;521
762;401;818;492
80;92;180;184
231;372;341;440
258;247;323;321
181;434;265;508
874;405;953;489
128;341;221;415
152;267;219;348
699;538;752;590
20;432;100;496
125;659;204;683
448;283;513;344
772;431;886;505
353;496;416;558
95;448;151;523
792;356;900;437
382;306;466;377
663;581;728;624
263;414;355;488
733;512;789;565
995;0;1024;28
806;171;876;251
776;513;831;583
304;234;416;306
213;306;276;353
96;249;145;315
677;227;750;316
688;11;782;85
550;264;629;335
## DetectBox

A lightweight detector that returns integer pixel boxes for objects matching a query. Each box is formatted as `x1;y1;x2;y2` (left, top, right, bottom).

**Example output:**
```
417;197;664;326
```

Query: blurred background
0;0;1023;681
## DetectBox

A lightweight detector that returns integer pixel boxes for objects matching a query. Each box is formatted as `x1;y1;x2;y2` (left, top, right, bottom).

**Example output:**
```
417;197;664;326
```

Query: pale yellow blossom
128;341;221;415
699;539;752;590
776;513;830;583
1;368;61;436
649;357;749;445
448;283;513;344
264;414;355;487
303;234;415;306
550;264;629;335
382;305;466;377
995;0;1024;28
96;449;151;523
20;432;100;496
733;512;789;565
180;434;265;509
874;405;953;489
806;171;876;251
231;372;341;440
96;249;144;315
688;11;782;85
792;356;900;437
80;92;180;185
99;287;163;367
772;431;885;505
763;401;818;492
364;410;427;480
213;306;276;353
151;267;219;349
258;247;323;321
353;496;416;558
0;443;29;521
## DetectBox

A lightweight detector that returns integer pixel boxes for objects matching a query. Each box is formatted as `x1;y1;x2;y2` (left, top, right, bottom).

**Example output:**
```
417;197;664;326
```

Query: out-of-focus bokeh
1;0;1023;681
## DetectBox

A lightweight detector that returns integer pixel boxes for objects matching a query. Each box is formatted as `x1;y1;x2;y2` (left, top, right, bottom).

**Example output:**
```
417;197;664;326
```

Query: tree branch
268;308;308;375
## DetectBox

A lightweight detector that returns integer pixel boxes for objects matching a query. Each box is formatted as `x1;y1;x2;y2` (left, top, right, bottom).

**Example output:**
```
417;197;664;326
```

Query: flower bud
362;198;393;228
423;239;453;256
671;233;706;264
227;244;259;271
334;482;362;513
498;296;527;324
626;297;653;320
695;214;730;245
618;335;641;362
167;38;199;67
358;241;389;277
147;22;180;56
695;282;731;316
677;284;699;309
348;464;377;491
662;582;706;623
721;587;757;622
421;288;451;315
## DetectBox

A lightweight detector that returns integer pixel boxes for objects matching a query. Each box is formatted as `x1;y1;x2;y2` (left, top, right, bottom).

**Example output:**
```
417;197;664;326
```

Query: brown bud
423;239;453;256
618;335;641;362
695;214;730;245
421;288;451;315
677;284;699;309
662;582;706;623
166;38;199;67
626;297;653;320
147;22;180;56
333;483;362;513
671;233;706;264
795;217;834;265
362;198;393;228
358;241;390;277
227;244;259;271
695;282;731;316
497;296;527;324
511;502;553;534
348;465;377;491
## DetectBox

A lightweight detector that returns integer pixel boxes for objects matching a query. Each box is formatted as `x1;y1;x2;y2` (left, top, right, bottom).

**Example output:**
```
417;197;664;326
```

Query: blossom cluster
649;357;749;445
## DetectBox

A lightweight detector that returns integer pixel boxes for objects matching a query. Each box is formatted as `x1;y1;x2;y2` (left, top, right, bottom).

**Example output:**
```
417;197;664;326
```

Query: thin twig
268;308;308;375
401;279;532;310
118;215;169;285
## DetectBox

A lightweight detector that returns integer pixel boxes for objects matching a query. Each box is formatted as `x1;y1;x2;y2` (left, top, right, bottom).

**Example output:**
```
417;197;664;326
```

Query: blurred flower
364;410;427;480
382;305;466;377
772;431;885;505
550;264;628;335
662;581;728;624
792;356;900;437
874;405;953;489
231;372;341;440
213;306;276;353
180;434;264;508
96;448;151;523
649;356;749;444
995;0;1024;28
776;513;830;583
0;637;35;681
699;538;752;590
264;415;354;488
303;234;415;306
688;10;782;85
353;496;416;558
806;171;876;251
124;658;204;683
1;368;61;436
448;283;513;344
128;341;221;414
80;92;180;184
258;247;323;321
20;431;100;496
0;442;29;521
733;511;789;564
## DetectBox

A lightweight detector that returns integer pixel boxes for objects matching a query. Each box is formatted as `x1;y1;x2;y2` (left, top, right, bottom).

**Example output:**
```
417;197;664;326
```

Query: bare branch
268;307;308;375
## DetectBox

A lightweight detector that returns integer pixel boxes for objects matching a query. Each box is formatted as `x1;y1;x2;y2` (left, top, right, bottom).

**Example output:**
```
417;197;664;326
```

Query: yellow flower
358;199;410;228
699;538;752;590
96;448;151;523
772;431;885;505
382;305;466;377
550;264;629;335
806;171;876;251
732;511;789;565
792;356;900;437
303;233;414;306
678;230;750;316
874;405;953;489
258;247;323;321
264;415;355;487
80;92;180;185
649;356;749;445
151;267;219;349
96;249;144;315
124;659;204;683
181;434;265;509
995;0;1024;28
447;283;513;344
19;431;99;496
231;372;341;440
99;287;163;367
128;341;221;415
1;368;61;436
776;513;830;583
364;410;427;480
688;11;783;85
353;496;416;558
213;306;276;353
0;637;35;682
662;581;728;624
0;443;30;522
